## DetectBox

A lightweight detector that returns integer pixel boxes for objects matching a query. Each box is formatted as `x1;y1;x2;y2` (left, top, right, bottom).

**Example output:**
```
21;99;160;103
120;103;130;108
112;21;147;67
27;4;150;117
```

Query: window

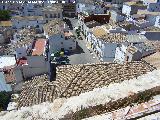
54;14;57;18
65;37;68;40
69;47;72;50
36;25;39;28
45;14;48;18
37;21;38;23
58;13;60;18
61;48;64;51
61;42;63;44
50;14;53;18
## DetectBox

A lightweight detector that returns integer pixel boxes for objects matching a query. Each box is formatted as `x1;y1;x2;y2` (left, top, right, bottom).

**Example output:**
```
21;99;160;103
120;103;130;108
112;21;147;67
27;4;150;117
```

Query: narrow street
67;18;100;64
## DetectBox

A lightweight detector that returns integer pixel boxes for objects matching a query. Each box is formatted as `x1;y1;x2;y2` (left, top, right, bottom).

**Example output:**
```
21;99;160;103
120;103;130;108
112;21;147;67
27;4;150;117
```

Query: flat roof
137;10;160;16
126;35;148;43
0;56;16;69
0;21;12;27
12;16;44;21
32;39;46;56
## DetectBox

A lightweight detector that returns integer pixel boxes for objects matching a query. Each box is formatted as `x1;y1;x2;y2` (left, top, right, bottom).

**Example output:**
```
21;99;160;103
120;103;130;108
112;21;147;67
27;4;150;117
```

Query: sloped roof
17;61;154;108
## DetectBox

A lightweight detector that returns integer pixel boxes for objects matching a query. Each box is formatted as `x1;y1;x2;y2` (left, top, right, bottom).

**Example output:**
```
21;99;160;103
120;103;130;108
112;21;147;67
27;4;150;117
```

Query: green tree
0;10;11;21
0;91;12;111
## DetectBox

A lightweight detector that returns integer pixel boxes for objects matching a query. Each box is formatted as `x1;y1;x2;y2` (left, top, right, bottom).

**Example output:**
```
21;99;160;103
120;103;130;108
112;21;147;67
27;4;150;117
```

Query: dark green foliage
0;10;11;21
0;91;12;111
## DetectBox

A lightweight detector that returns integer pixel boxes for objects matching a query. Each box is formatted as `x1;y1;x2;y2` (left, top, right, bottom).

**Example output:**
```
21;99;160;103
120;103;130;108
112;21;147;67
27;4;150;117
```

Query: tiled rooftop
17;61;154;108
17;74;58;108
43;19;65;36
0;44;13;55
31;39;46;56
55;61;154;98
143;52;160;69
13;28;36;49
92;27;127;43
3;68;16;84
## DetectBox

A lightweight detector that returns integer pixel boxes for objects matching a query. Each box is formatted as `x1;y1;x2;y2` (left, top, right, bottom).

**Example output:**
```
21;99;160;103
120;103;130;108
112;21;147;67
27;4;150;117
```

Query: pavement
67;18;100;65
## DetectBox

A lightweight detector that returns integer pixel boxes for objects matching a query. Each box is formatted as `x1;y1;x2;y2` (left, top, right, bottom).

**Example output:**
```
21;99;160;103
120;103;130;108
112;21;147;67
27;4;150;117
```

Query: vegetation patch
0;91;12;112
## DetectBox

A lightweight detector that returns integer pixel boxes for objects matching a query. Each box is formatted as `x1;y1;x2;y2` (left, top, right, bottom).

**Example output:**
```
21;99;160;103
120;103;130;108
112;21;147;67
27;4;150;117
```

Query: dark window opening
61;48;64;51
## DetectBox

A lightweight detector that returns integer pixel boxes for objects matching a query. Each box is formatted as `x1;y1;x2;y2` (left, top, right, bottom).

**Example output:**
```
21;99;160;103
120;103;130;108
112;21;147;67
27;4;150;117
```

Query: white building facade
49;32;76;53
12;16;45;31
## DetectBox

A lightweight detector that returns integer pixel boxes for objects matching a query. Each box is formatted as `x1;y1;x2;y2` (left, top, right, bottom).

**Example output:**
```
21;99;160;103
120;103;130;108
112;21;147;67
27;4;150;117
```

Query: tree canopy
0;91;12;111
0;10;11;21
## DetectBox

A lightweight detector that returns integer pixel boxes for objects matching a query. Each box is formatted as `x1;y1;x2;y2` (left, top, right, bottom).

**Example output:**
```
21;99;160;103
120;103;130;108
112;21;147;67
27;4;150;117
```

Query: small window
45;14;48;18
61;42;63;44
69;47;72;50
54;14;57;18
58;13;60;18
65;37;68;40
61;48;64;51
50;14;53;18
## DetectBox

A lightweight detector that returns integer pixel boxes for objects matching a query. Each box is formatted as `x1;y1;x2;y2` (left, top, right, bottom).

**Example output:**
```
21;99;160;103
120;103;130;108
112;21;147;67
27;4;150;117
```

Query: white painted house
76;2;105;15
155;16;160;27
76;3;94;14
42;4;63;23
12;16;44;31
15;38;49;80
110;10;125;22
0;56;16;92
87;26;127;62
22;3;43;16
122;2;147;19
114;35;155;63
43;19;76;53
142;0;160;12
137;10;160;28
49;31;76;53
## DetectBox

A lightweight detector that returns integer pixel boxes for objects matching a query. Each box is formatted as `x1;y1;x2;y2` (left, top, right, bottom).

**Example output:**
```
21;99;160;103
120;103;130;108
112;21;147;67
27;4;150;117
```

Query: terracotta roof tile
32;39;46;56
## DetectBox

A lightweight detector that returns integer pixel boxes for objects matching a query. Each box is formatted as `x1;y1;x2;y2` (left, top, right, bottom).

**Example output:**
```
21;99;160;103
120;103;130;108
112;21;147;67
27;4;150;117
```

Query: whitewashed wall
122;4;131;16
49;34;76;53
